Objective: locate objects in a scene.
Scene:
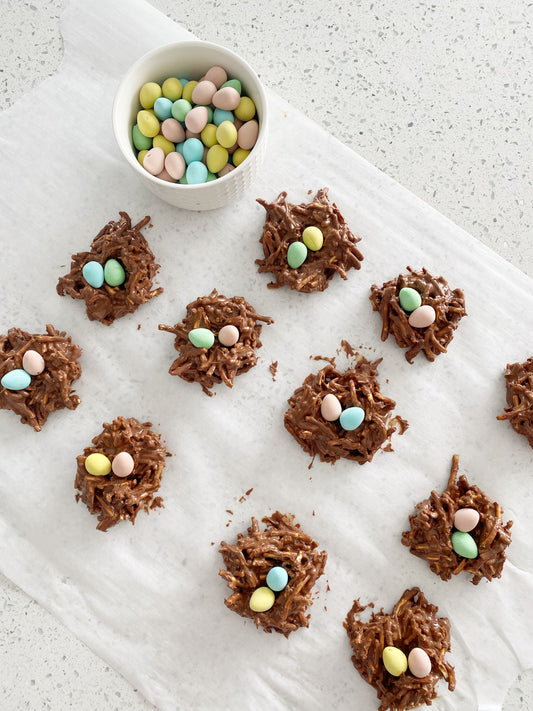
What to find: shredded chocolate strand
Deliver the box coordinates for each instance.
[497,357,533,447]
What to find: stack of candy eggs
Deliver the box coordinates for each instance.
[132,65,260,185]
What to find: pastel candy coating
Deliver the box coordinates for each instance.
[221,78,241,94]
[320,393,342,421]
[203,65,227,88]
[206,171,217,182]
[302,226,324,251]
[218,164,234,177]
[153,97,173,121]
[408,305,436,328]
[212,86,241,111]
[175,142,185,155]
[235,96,256,121]
[22,350,45,376]
[137,110,160,138]
[249,586,275,612]
[207,144,229,174]
[132,124,152,151]
[399,287,422,312]
[451,530,478,558]
[112,451,135,478]
[82,260,104,288]
[382,646,408,677]
[218,324,239,347]
[155,167,176,182]
[339,406,365,431]
[183,138,204,165]
[1,369,31,391]
[191,80,217,105]
[104,259,126,287]
[179,175,188,184]
[188,328,215,349]
[153,134,175,156]
[179,77,189,87]
[213,108,234,126]
[161,118,185,143]
[201,123,218,148]
[164,151,186,180]
[184,105,208,134]
[185,130,201,140]
[142,146,165,175]
[454,507,480,533]
[139,82,162,109]
[407,648,432,678]
[137,149,148,166]
[85,452,112,477]
[171,98,192,122]
[237,120,259,150]
[182,80,198,103]
[186,160,208,184]
[232,148,249,167]
[266,566,288,592]
[287,241,307,268]
[162,77,182,101]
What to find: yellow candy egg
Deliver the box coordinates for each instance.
[137,110,160,138]
[302,226,324,251]
[139,82,162,109]
[233,148,250,167]
[153,134,176,156]
[182,80,198,103]
[201,123,218,148]
[206,144,229,173]
[162,77,182,101]
[85,452,112,477]
[249,586,275,612]
[382,646,408,677]
[235,96,256,121]
[137,149,148,166]
[216,120,238,149]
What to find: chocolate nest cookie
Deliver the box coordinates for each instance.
[0,324,81,431]
[369,267,466,363]
[402,455,512,585]
[255,188,363,292]
[219,511,327,636]
[159,289,273,396]
[344,587,455,711]
[284,356,408,465]
[497,357,533,447]
[57,212,163,325]
[75,416,169,532]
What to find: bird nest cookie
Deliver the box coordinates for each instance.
[369,267,466,363]
[159,289,273,396]
[284,355,408,465]
[219,511,327,636]
[497,357,533,448]
[401,455,512,585]
[57,212,163,325]
[75,416,168,532]
[0,324,82,431]
[255,188,363,292]
[344,587,455,711]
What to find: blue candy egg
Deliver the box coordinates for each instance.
[213,108,234,126]
[179,77,189,87]
[1,368,32,391]
[182,137,204,165]
[339,406,365,431]
[175,142,185,155]
[186,160,208,184]
[82,260,104,288]
[153,97,173,120]
[266,566,289,592]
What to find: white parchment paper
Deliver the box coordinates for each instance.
[0,1,532,709]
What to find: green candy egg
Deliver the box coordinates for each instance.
[221,79,242,94]
[132,124,153,151]
[188,328,215,349]
[451,530,478,559]
[104,259,126,287]
[287,241,308,269]
[399,287,422,312]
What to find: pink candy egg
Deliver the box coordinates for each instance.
[218,324,240,347]
[143,146,165,175]
[454,508,480,532]
[22,349,45,376]
[407,648,432,678]
[408,304,436,328]
[165,152,185,180]
[237,120,259,150]
[112,451,134,478]
[320,393,342,421]
[212,86,240,111]
[161,118,185,143]
[185,105,208,133]
[203,65,227,88]
[191,80,217,105]
[155,167,176,182]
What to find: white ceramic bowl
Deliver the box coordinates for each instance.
[112,41,268,211]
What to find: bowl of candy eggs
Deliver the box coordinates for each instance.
[112,40,268,211]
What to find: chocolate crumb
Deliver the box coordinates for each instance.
[245,487,254,496]
[269,360,278,381]
[226,509,234,515]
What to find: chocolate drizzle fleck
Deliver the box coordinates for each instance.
[256,188,363,292]
[219,511,327,636]
[497,357,533,447]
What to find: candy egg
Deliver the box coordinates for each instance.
[82,260,104,288]
[206,144,229,174]
[188,328,215,349]
[235,96,256,121]
[186,160,208,185]
[212,86,241,111]
[22,350,45,376]
[266,566,289,592]
[232,148,250,167]
[155,168,176,183]
[153,134,175,156]
[451,531,478,558]
[320,393,342,421]
[339,406,365,431]
[287,241,308,268]
[249,586,275,612]
[1,369,31,391]
[137,110,160,138]
[218,164,235,177]
[216,120,238,149]
[191,80,217,105]
[201,123,218,148]
[237,119,259,150]
[408,305,436,328]
[137,149,148,166]
[112,451,135,478]
[185,105,208,134]
[104,259,126,287]
[182,80,198,104]
[454,508,480,533]
[142,146,165,175]
[171,98,192,122]
[182,137,204,165]
[213,108,234,126]
[162,77,182,101]
[399,287,422,312]
[153,97,173,121]
[132,124,152,151]
[221,78,242,94]
[139,82,162,109]
[302,226,324,251]
[161,118,185,143]
[408,648,432,678]
[85,452,112,477]
[164,151,186,180]
[203,65,227,88]
[382,646,408,676]
[218,324,240,347]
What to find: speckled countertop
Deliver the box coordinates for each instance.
[1,0,532,709]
